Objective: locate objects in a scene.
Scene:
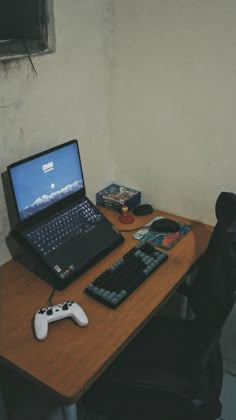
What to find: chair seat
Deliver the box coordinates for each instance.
[106,317,207,378]
[83,316,223,420]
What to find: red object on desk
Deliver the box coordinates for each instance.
[118,205,135,224]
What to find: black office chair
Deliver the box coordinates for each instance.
[82,192,236,420]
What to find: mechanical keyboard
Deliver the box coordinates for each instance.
[84,242,168,308]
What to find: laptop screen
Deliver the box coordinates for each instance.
[8,140,85,221]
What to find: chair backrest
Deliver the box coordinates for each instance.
[190,192,236,329]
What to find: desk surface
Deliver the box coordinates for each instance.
[0,208,213,404]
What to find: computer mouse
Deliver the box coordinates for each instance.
[150,218,180,233]
[133,204,153,216]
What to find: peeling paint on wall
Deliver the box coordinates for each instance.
[0,57,23,76]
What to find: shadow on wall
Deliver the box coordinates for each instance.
[1,171,19,230]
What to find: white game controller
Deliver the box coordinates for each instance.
[34,301,89,340]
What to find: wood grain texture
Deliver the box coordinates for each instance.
[0,208,213,403]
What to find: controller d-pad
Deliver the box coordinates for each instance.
[38,309,45,314]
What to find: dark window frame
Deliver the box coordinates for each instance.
[0,0,55,61]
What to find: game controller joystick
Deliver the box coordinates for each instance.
[34,301,89,340]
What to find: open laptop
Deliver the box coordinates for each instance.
[7,139,124,289]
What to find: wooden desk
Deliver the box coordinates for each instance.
[0,208,213,418]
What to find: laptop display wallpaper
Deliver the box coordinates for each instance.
[10,143,84,221]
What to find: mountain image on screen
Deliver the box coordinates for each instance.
[21,180,83,219]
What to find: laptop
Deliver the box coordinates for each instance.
[7,139,124,289]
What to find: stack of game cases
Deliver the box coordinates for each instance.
[96,183,141,212]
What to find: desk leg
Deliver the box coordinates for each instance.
[63,403,77,420]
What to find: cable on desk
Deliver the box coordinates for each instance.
[119,225,149,232]
[48,288,56,306]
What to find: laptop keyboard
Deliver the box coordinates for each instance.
[84,242,168,308]
[24,201,103,256]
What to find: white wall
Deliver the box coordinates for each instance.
[1,0,236,254]
[111,0,236,225]
[0,0,113,265]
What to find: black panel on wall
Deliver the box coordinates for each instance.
[0,0,47,41]
[0,0,55,60]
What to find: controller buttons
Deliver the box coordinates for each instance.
[47,308,53,316]
[62,303,69,311]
